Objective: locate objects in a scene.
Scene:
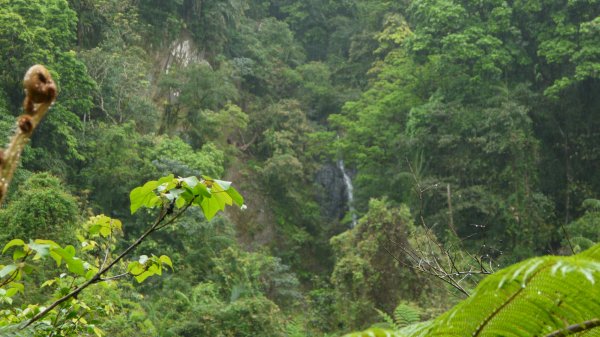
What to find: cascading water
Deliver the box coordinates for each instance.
[337,159,357,228]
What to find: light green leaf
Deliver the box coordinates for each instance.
[53,247,85,276]
[12,249,26,261]
[5,288,18,297]
[134,271,153,283]
[193,183,211,198]
[27,240,50,258]
[200,195,222,220]
[34,239,60,248]
[0,265,17,278]
[41,279,57,288]
[2,239,25,254]
[175,196,186,209]
[127,261,145,275]
[130,180,161,214]
[214,179,232,190]
[9,282,24,293]
[181,176,200,189]
[225,186,244,206]
[159,255,173,270]
[85,269,96,280]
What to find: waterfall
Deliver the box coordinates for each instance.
[337,159,357,228]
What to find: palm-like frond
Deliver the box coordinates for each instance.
[404,244,600,336]
[344,244,600,337]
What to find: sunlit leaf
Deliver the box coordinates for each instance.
[41,279,57,288]
[0,265,17,278]
[27,240,50,259]
[225,186,244,206]
[2,239,25,254]
[159,255,173,270]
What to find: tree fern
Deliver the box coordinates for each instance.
[345,244,600,337]
[402,244,600,336]
[376,303,421,330]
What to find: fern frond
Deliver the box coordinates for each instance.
[393,303,420,328]
[376,308,399,330]
[406,244,600,337]
[342,327,405,337]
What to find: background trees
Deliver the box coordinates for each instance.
[0,0,598,335]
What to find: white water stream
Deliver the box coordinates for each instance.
[337,159,357,228]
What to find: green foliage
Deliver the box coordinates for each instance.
[563,200,600,253]
[129,174,243,220]
[342,328,403,337]
[330,199,438,329]
[152,136,225,178]
[79,123,155,213]
[0,173,79,244]
[402,244,600,336]
[376,302,421,330]
[2,0,600,335]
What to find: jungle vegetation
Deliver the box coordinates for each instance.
[0,0,599,336]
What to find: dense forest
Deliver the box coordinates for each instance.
[0,0,599,336]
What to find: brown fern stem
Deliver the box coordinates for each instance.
[544,319,600,337]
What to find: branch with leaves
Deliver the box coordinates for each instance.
[0,174,244,331]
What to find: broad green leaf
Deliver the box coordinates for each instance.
[66,258,85,276]
[159,255,173,270]
[41,279,57,288]
[50,250,63,267]
[127,261,145,275]
[193,182,211,198]
[181,176,200,189]
[225,186,244,206]
[12,249,26,261]
[2,239,25,254]
[148,263,161,276]
[134,271,153,283]
[158,174,175,185]
[175,196,186,209]
[27,240,50,259]
[214,179,232,190]
[200,195,222,220]
[0,264,17,278]
[9,282,24,293]
[53,247,85,276]
[130,180,161,214]
[85,269,96,280]
[34,239,60,248]
[99,224,111,237]
[5,287,18,297]
[93,326,103,337]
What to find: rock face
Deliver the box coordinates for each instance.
[315,162,350,221]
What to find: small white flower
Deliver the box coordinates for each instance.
[240,204,248,211]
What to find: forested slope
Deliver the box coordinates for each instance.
[0,0,598,335]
